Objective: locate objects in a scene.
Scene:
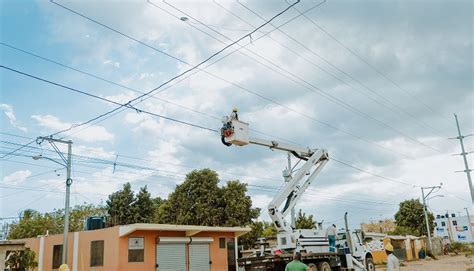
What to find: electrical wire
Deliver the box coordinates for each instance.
[0,43,303,147]
[231,1,442,152]
[42,0,417,159]
[286,0,451,122]
[49,0,302,132]
[0,65,218,133]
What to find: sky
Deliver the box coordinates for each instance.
[1,0,473,230]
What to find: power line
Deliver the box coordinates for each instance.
[0,65,219,133]
[231,1,441,152]
[0,44,303,147]
[44,0,414,158]
[158,1,441,154]
[49,0,302,133]
[287,1,451,122]
[2,141,466,216]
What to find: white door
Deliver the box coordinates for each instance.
[189,243,210,271]
[156,243,186,271]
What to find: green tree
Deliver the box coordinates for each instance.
[262,221,277,238]
[132,186,155,223]
[5,248,38,271]
[8,209,56,240]
[393,199,434,236]
[157,169,260,226]
[8,205,106,239]
[106,182,136,225]
[239,221,265,250]
[220,180,260,226]
[295,209,316,229]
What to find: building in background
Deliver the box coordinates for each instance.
[433,213,474,243]
[9,223,250,271]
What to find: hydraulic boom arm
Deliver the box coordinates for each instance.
[221,109,329,234]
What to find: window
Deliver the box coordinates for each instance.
[128,237,144,262]
[434,222,437,227]
[90,240,104,267]
[441,222,446,227]
[219,238,226,249]
[52,245,63,269]
[453,220,457,226]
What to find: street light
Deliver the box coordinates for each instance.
[31,138,72,266]
[421,184,442,253]
[32,155,66,167]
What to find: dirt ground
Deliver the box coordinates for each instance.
[377,255,474,271]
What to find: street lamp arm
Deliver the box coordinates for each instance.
[32,155,66,167]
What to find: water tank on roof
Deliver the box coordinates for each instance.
[86,216,105,231]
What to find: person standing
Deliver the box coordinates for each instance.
[285,252,309,271]
[385,243,400,271]
[326,224,337,252]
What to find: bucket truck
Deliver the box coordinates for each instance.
[221,109,375,271]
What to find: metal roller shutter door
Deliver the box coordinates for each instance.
[189,243,210,271]
[157,243,186,271]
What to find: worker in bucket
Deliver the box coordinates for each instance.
[326,224,337,252]
[385,243,400,271]
[285,252,309,271]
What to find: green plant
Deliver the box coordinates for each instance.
[5,248,38,271]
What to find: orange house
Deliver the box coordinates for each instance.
[17,223,250,271]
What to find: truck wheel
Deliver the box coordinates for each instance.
[366,258,375,271]
[317,261,331,271]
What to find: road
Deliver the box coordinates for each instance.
[377,255,474,271]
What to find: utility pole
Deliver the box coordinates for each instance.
[34,137,72,265]
[421,185,442,252]
[450,114,474,205]
[285,152,296,229]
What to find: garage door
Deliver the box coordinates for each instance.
[189,243,210,271]
[157,243,186,271]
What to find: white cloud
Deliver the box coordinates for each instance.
[103,91,138,104]
[31,114,114,143]
[75,146,116,159]
[103,59,120,68]
[3,170,32,185]
[0,104,28,132]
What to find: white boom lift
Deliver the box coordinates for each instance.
[221,108,330,253]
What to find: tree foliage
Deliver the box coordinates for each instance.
[5,248,38,271]
[106,183,136,225]
[8,204,106,240]
[106,183,161,225]
[393,199,434,236]
[295,209,316,229]
[361,219,396,234]
[133,186,155,223]
[156,169,260,226]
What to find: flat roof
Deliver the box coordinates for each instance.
[119,223,251,237]
[0,240,26,246]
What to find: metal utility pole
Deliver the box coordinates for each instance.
[285,152,296,229]
[421,185,442,252]
[450,114,474,204]
[34,137,72,265]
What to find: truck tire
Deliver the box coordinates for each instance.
[366,258,375,271]
[317,261,331,271]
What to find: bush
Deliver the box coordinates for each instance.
[451,242,471,252]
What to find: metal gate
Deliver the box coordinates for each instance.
[189,243,211,271]
[156,243,186,271]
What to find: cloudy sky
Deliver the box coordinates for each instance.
[1,0,473,229]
